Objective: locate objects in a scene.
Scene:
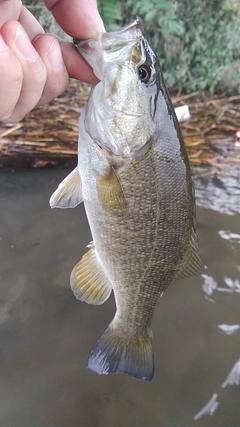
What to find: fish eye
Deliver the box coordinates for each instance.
[138,65,151,83]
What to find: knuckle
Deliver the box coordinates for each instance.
[38,63,48,86]
[10,61,24,87]
[38,72,69,106]
[0,66,23,122]
[29,59,47,91]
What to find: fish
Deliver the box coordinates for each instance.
[49,19,203,382]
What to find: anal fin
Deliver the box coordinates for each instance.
[70,242,112,305]
[49,167,82,209]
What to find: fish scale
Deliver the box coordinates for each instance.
[50,19,203,381]
[83,140,194,351]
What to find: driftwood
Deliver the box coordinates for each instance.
[0,81,240,177]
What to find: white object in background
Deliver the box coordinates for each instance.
[174,104,191,122]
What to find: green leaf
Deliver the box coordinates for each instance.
[157,1,174,10]
[145,10,157,22]
[171,20,185,35]
[231,70,240,81]
[97,0,121,31]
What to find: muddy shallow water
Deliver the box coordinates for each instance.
[0,167,239,427]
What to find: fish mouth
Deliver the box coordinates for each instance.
[73,18,142,49]
[73,19,145,81]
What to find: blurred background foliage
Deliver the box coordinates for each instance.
[23,0,240,93]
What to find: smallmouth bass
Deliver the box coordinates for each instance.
[50,19,203,382]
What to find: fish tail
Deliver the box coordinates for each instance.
[87,322,154,382]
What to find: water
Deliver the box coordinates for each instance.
[0,167,239,427]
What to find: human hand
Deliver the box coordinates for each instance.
[0,0,104,123]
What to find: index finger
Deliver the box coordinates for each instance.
[43,0,105,39]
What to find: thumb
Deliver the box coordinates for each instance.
[43,0,105,39]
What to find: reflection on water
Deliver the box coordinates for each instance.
[195,175,240,215]
[202,274,240,296]
[218,324,240,335]
[218,230,240,243]
[194,174,240,422]
[194,393,219,421]
[221,359,240,388]
[0,167,240,427]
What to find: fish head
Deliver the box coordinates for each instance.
[74,19,160,158]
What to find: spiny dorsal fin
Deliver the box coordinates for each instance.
[70,242,112,305]
[49,167,82,209]
[174,230,204,281]
[97,166,126,212]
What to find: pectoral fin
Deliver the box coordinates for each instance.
[97,166,126,212]
[49,167,82,209]
[70,242,112,305]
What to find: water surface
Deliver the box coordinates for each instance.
[0,167,239,427]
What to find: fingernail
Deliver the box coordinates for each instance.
[47,39,64,71]
[0,35,8,53]
[15,24,37,60]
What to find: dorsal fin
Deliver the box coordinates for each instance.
[49,167,82,209]
[174,229,204,281]
[70,242,112,305]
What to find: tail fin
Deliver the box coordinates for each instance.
[87,323,154,382]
